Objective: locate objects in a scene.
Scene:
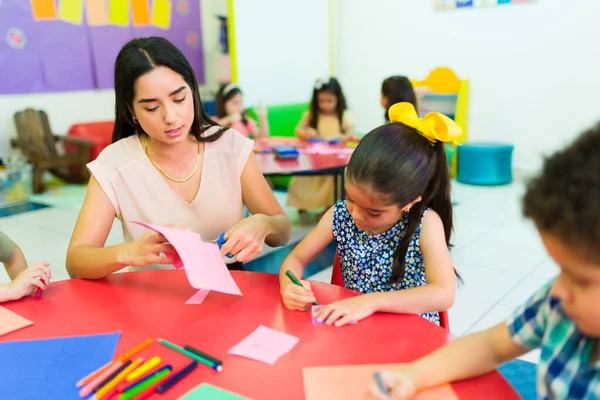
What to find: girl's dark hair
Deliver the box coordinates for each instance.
[112,36,225,143]
[308,77,348,131]
[214,83,248,125]
[347,123,460,284]
[381,76,417,121]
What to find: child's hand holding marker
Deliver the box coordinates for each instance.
[8,261,50,300]
[281,270,318,311]
[367,369,417,400]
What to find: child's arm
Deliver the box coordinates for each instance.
[368,322,529,400]
[294,112,318,140]
[279,207,335,310]
[0,232,27,280]
[256,104,270,138]
[314,210,455,326]
[0,262,50,302]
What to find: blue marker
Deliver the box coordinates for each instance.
[373,371,390,395]
[217,232,235,259]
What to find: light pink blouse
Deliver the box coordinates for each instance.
[87,126,254,271]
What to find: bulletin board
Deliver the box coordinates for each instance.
[434,0,536,10]
[0,0,205,94]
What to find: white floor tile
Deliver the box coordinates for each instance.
[307,266,333,283]
[448,294,496,337]
[465,304,514,335]
[499,274,552,308]
[454,264,526,304]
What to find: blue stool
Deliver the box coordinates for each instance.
[498,359,537,400]
[457,143,514,185]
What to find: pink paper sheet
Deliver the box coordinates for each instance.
[0,306,33,337]
[303,363,458,400]
[185,289,210,304]
[301,147,355,156]
[132,222,242,296]
[228,325,299,365]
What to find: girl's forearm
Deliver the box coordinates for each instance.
[370,284,454,315]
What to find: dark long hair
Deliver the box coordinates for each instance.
[381,76,417,121]
[214,83,248,125]
[347,123,460,284]
[308,77,348,131]
[112,36,226,143]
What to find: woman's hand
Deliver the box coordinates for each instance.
[280,279,317,310]
[8,262,51,300]
[313,294,377,326]
[116,229,178,267]
[219,214,273,262]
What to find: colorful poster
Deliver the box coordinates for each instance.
[58,0,84,25]
[152,0,171,29]
[85,0,108,26]
[131,0,151,26]
[30,0,57,20]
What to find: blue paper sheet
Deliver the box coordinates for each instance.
[0,331,121,400]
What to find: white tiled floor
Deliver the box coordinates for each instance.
[0,179,555,363]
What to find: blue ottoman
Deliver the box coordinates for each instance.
[457,143,514,185]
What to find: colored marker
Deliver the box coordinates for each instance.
[157,338,223,372]
[156,360,198,394]
[79,361,124,398]
[183,345,222,366]
[126,356,161,382]
[119,364,172,393]
[373,371,390,395]
[92,360,133,394]
[77,338,153,388]
[35,288,43,299]
[119,368,171,400]
[285,270,318,305]
[94,358,143,399]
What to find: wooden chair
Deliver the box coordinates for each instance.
[331,251,450,332]
[11,109,92,193]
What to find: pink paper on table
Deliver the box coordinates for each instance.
[132,222,242,296]
[303,363,457,400]
[0,306,33,337]
[228,325,299,365]
[185,289,210,304]
[301,147,355,156]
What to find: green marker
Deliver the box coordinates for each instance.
[119,368,170,400]
[285,270,318,305]
[158,338,223,372]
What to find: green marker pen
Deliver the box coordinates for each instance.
[285,270,318,305]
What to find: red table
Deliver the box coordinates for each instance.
[1,271,518,399]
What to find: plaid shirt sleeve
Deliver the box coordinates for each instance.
[506,281,554,349]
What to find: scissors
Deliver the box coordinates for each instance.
[216,232,235,259]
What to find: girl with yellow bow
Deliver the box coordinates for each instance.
[279,102,462,327]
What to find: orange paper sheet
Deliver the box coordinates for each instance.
[131,0,151,26]
[30,0,57,20]
[58,0,84,24]
[0,306,33,337]
[85,0,108,26]
[303,363,458,400]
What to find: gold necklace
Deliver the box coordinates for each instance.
[143,134,200,183]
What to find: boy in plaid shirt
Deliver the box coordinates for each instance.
[368,124,600,399]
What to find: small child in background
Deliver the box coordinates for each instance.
[214,83,269,138]
[288,78,357,221]
[280,102,461,326]
[368,124,600,400]
[0,231,51,302]
[381,76,417,122]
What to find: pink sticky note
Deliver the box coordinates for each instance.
[311,305,326,325]
[132,222,242,296]
[228,325,299,365]
[185,289,210,304]
[0,306,33,337]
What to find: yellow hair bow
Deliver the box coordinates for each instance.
[388,102,462,145]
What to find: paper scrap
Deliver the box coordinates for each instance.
[109,0,129,26]
[132,222,242,296]
[303,363,458,400]
[30,0,57,20]
[185,289,210,305]
[85,0,108,26]
[151,0,171,29]
[58,0,84,24]
[228,325,299,365]
[311,305,326,325]
[0,306,33,337]
[180,383,250,400]
[131,0,150,26]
